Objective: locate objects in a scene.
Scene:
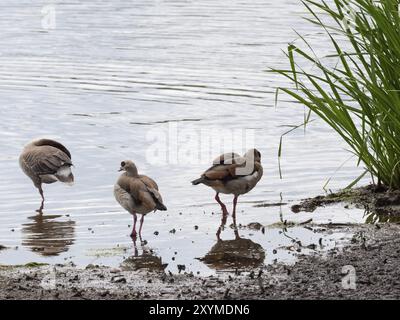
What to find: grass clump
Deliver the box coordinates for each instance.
[273,0,400,189]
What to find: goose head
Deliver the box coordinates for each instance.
[119,160,139,177]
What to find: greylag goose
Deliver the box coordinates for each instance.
[19,139,74,214]
[192,149,263,218]
[114,160,167,239]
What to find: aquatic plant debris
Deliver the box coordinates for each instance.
[292,185,400,223]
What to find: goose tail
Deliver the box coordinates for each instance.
[56,166,74,186]
[156,202,167,211]
[191,177,204,185]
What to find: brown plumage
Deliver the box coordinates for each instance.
[192,149,263,220]
[19,139,74,214]
[114,160,166,239]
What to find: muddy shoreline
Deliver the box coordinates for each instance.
[1,223,399,300]
[291,185,400,223]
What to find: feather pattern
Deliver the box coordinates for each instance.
[20,139,74,187]
[191,149,263,196]
[114,161,167,215]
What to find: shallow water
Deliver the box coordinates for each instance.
[0,0,370,275]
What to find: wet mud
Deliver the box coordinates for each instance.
[291,185,400,223]
[1,223,399,300]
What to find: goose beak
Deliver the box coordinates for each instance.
[118,168,124,172]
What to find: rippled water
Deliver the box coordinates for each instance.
[0,0,370,275]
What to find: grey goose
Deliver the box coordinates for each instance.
[19,139,74,213]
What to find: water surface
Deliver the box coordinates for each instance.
[0,0,369,275]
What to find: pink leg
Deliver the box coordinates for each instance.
[215,193,229,216]
[139,215,145,236]
[36,185,45,214]
[131,213,138,240]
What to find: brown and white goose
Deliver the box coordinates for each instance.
[19,139,74,214]
[192,149,263,218]
[114,160,167,239]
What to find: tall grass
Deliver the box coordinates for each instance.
[273,0,400,189]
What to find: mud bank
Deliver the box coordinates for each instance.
[0,223,399,300]
[291,185,400,223]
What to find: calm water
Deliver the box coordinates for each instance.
[0,0,369,275]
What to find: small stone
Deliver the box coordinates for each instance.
[111,275,127,284]
[247,222,263,230]
[177,264,186,273]
[110,268,121,274]
[100,290,109,297]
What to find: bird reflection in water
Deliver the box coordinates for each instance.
[120,238,168,272]
[200,214,265,271]
[22,214,75,256]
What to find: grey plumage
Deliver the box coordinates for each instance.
[19,139,74,213]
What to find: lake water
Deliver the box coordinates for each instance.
[0,0,370,275]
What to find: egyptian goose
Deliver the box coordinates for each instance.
[19,139,74,214]
[192,149,263,219]
[114,160,167,239]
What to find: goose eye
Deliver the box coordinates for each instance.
[121,161,126,167]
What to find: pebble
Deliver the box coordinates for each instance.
[110,268,121,274]
[111,275,127,284]
[177,264,186,273]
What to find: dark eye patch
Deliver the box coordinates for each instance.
[121,161,126,167]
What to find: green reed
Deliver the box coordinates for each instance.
[273,0,400,189]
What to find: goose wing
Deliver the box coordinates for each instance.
[23,146,72,176]
[212,152,242,165]
[118,177,157,210]
[202,152,247,181]
[139,175,166,210]
[139,175,159,190]
[203,163,240,181]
